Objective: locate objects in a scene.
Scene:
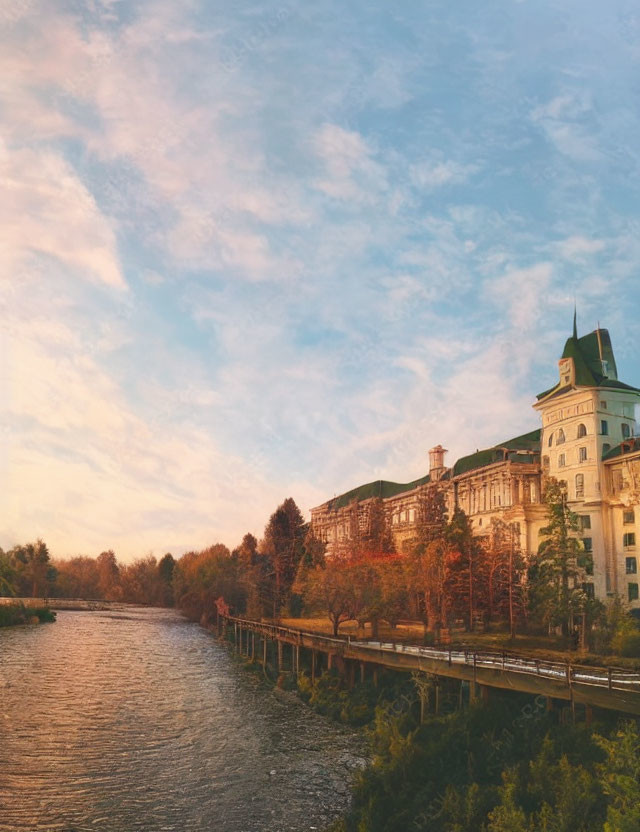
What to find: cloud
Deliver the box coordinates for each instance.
[0,144,125,289]
[410,159,478,189]
[557,235,606,260]
[312,123,387,202]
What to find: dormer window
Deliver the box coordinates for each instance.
[602,359,610,377]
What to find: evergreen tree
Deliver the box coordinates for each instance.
[528,478,591,636]
[261,497,307,617]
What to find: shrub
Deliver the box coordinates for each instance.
[612,631,640,658]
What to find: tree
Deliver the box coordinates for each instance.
[444,507,485,631]
[362,497,395,554]
[0,548,17,596]
[96,550,121,600]
[52,556,100,598]
[596,722,640,832]
[414,484,448,554]
[261,498,307,618]
[483,520,526,637]
[528,478,591,636]
[173,543,244,622]
[10,539,56,597]
[157,553,176,607]
[299,559,358,636]
[419,537,452,635]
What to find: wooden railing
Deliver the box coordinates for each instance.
[224,616,640,695]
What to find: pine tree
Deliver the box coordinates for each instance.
[528,478,591,636]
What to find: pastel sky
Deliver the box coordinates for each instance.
[2,0,640,561]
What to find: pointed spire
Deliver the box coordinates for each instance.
[572,304,578,340]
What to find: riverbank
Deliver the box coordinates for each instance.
[0,602,56,627]
[213,619,640,832]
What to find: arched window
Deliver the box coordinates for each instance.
[575,474,584,498]
[622,423,631,439]
[557,428,566,444]
[577,423,587,438]
[548,432,553,447]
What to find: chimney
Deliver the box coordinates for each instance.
[429,445,447,481]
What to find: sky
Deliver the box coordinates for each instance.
[2,0,640,561]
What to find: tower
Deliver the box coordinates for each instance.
[533,320,640,598]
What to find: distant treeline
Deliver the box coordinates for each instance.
[2,483,639,656]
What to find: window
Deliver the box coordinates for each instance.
[577,423,587,438]
[622,423,631,439]
[623,510,635,525]
[558,453,566,467]
[542,455,550,472]
[601,401,608,409]
[603,443,611,456]
[548,433,553,447]
[601,420,609,435]
[626,557,637,575]
[624,532,636,548]
[557,428,566,444]
[582,536,592,552]
[579,447,587,463]
[579,515,591,530]
[584,583,595,599]
[575,474,584,498]
[629,583,639,602]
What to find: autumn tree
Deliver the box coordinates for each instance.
[233,533,267,619]
[483,519,526,637]
[52,556,100,598]
[419,537,452,635]
[407,484,449,620]
[173,544,243,622]
[362,497,395,554]
[444,507,485,631]
[96,550,121,600]
[299,558,358,636]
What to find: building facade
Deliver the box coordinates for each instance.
[310,323,640,609]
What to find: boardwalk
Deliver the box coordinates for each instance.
[225,616,640,716]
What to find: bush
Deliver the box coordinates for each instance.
[612,631,640,658]
[0,604,55,626]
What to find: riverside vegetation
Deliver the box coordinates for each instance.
[219,622,640,832]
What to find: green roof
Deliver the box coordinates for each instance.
[327,429,541,509]
[603,439,640,462]
[327,473,432,511]
[452,429,541,477]
[537,328,640,400]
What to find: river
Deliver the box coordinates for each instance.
[0,607,366,832]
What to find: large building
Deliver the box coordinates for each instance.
[310,321,640,609]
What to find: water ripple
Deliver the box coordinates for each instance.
[0,608,366,832]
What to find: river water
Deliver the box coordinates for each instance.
[0,608,366,832]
